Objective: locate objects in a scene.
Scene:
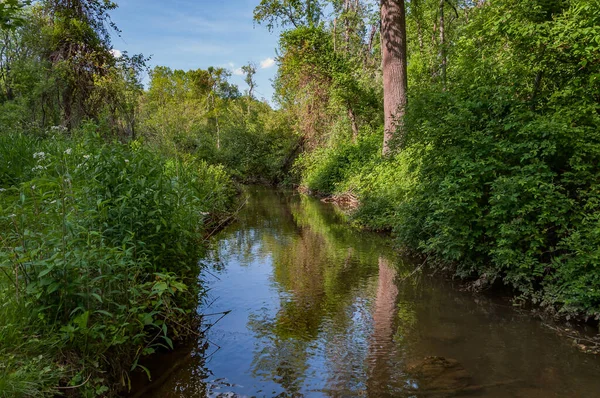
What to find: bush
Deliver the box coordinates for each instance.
[296,131,380,194]
[343,86,600,318]
[300,0,600,318]
[0,128,235,396]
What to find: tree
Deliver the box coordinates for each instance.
[0,0,28,30]
[254,0,322,31]
[381,0,407,155]
[44,0,118,128]
[242,62,257,98]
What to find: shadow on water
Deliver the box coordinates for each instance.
[140,186,600,397]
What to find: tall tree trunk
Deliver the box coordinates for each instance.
[414,0,425,56]
[62,85,74,130]
[381,0,408,156]
[333,17,338,52]
[439,0,447,89]
[367,23,378,55]
[344,0,351,53]
[307,0,315,27]
[348,106,359,142]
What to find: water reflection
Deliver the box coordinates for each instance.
[148,187,600,397]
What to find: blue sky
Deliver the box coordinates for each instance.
[109,0,281,102]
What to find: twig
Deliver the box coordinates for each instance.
[203,268,221,281]
[203,295,219,311]
[201,310,231,334]
[544,323,600,346]
[397,256,428,284]
[56,373,92,390]
[203,310,231,317]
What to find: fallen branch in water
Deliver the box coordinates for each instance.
[203,195,249,242]
[396,256,428,284]
[201,310,231,334]
[543,323,600,355]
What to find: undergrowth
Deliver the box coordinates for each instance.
[0,125,236,397]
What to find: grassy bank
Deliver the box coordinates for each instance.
[0,127,236,397]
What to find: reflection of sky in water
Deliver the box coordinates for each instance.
[148,187,600,398]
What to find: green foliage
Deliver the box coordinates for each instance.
[0,0,26,30]
[296,130,380,194]
[307,0,600,318]
[348,147,420,231]
[254,0,323,31]
[0,131,38,186]
[0,128,235,396]
[0,2,146,136]
[140,66,299,184]
[275,24,382,149]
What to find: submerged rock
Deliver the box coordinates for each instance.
[405,356,473,395]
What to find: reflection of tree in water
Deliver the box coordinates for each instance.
[150,188,600,397]
[248,314,312,397]
[246,192,403,395]
[207,188,301,272]
[366,256,400,396]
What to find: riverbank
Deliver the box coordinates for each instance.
[295,126,600,326]
[305,183,600,355]
[0,130,237,397]
[130,187,600,397]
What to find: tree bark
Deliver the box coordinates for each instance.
[333,17,338,52]
[439,0,447,89]
[344,0,350,53]
[381,0,408,156]
[414,0,424,56]
[348,106,359,142]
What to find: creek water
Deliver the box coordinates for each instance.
[144,187,600,397]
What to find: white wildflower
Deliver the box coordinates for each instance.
[83,155,90,160]
[64,148,72,155]
[0,188,5,193]
[33,152,46,160]
[50,126,67,133]
[124,159,129,163]
[32,165,46,172]
[31,185,36,190]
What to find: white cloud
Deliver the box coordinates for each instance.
[227,62,245,76]
[260,57,275,69]
[110,49,123,58]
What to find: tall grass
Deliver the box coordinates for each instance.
[0,127,236,396]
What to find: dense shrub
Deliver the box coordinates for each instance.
[328,86,600,318]
[295,0,600,319]
[296,131,380,194]
[0,128,235,396]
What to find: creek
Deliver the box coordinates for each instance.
[140,187,600,397]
